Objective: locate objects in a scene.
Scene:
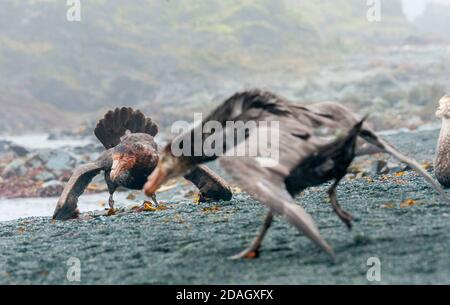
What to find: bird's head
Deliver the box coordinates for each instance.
[110,134,159,184]
[436,94,450,119]
[109,146,137,184]
[144,144,193,196]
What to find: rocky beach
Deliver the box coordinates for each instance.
[0,128,449,284]
[0,0,450,286]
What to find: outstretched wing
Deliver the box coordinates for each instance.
[53,153,111,220]
[183,165,232,201]
[220,155,335,259]
[176,90,356,258]
[219,119,336,258]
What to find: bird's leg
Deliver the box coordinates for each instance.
[108,193,115,210]
[230,211,273,260]
[105,172,117,211]
[328,179,353,230]
[150,194,159,208]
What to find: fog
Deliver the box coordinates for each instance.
[0,1,450,285]
[0,0,448,135]
[402,0,450,19]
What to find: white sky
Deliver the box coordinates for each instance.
[402,0,450,20]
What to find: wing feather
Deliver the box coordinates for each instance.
[53,162,104,220]
[220,154,335,258]
[183,165,232,201]
[219,123,335,258]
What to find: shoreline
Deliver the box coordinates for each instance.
[0,129,449,284]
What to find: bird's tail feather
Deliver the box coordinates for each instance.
[94,107,158,149]
[360,129,450,205]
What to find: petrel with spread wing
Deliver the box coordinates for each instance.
[144,90,450,260]
[53,107,232,220]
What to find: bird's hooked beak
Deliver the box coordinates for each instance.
[144,163,167,196]
[144,151,192,196]
[110,160,123,182]
[110,155,134,182]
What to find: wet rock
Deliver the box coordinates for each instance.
[25,154,44,169]
[74,150,103,167]
[71,143,104,155]
[33,171,56,182]
[46,133,58,141]
[32,149,78,175]
[369,160,409,176]
[38,181,64,197]
[0,141,28,157]
[369,160,388,175]
[385,162,408,174]
[89,209,110,217]
[2,159,27,178]
[8,144,29,157]
[0,140,12,156]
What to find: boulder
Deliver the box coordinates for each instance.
[2,159,27,178]
[9,144,29,157]
[0,140,12,154]
[71,143,104,155]
[385,162,409,174]
[369,160,409,176]
[30,149,78,175]
[25,154,44,169]
[33,171,56,182]
[369,160,388,176]
[38,180,65,197]
[0,141,28,157]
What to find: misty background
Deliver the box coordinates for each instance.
[0,0,449,134]
[1,1,450,284]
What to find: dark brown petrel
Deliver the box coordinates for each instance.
[53,107,232,220]
[144,90,450,260]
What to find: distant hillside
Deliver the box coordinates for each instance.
[0,0,413,132]
[0,90,75,134]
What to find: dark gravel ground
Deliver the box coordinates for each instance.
[0,129,449,284]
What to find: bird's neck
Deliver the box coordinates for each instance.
[434,118,450,186]
[436,118,450,163]
[438,119,450,145]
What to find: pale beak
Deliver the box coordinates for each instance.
[144,164,167,196]
[110,159,125,182]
